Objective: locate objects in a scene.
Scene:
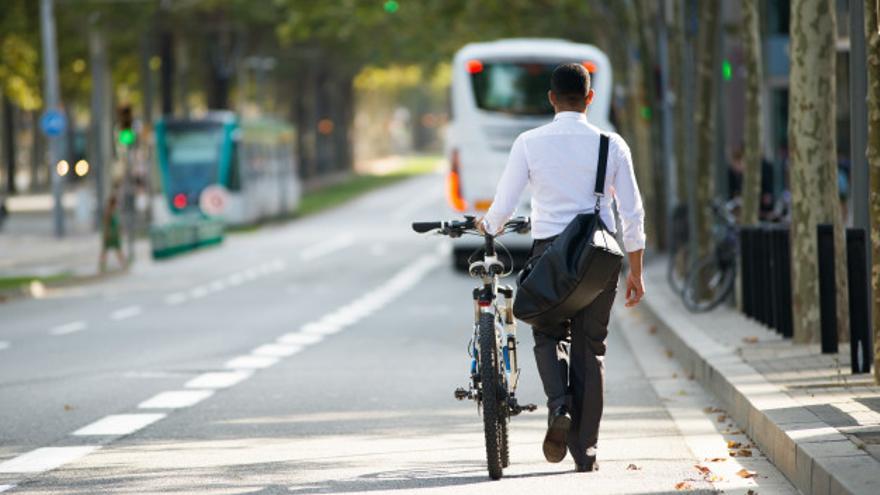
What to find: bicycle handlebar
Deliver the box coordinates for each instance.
[411,216,529,237]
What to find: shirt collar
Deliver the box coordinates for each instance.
[553,111,587,122]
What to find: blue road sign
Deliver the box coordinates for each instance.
[40,109,67,137]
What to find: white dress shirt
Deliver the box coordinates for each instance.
[483,111,646,252]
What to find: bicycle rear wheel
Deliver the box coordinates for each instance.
[667,244,690,294]
[478,312,504,480]
[682,255,735,312]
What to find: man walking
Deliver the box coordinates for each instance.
[479,63,646,472]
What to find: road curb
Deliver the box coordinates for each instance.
[639,263,880,495]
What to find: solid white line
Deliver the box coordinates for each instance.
[0,484,16,492]
[185,370,252,389]
[300,234,355,262]
[225,355,279,370]
[0,446,100,474]
[0,341,9,351]
[164,292,188,305]
[277,332,324,346]
[49,321,87,336]
[73,413,165,436]
[138,390,214,409]
[110,305,142,321]
[251,343,302,357]
[208,280,227,292]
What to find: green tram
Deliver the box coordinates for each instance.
[154,111,300,226]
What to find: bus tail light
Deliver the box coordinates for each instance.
[466,59,484,74]
[447,149,468,212]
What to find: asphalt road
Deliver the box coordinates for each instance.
[0,173,797,494]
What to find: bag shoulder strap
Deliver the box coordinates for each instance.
[594,133,610,210]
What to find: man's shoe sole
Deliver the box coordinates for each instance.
[542,415,571,463]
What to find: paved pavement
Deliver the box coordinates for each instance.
[641,263,880,495]
[0,174,796,494]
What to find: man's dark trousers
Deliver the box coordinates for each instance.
[529,237,620,466]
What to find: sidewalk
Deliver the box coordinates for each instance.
[640,260,880,495]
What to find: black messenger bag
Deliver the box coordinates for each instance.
[513,133,624,331]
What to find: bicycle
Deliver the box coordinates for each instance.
[667,203,690,294]
[412,216,536,480]
[681,200,739,313]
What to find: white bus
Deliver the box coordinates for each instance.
[446,38,614,269]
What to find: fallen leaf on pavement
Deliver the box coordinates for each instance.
[649,325,657,334]
[665,349,674,358]
[677,389,688,396]
[746,490,758,495]
[706,457,727,462]
[727,440,742,449]
[64,404,75,411]
[737,448,753,457]
[703,407,724,414]
[675,481,692,490]
[742,336,759,344]
[717,414,727,422]
[672,372,679,378]
[737,468,757,478]
[694,465,711,475]
[626,463,641,471]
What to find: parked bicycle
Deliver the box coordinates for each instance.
[412,216,536,480]
[666,203,690,294]
[681,200,739,312]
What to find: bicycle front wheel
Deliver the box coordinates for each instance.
[478,312,504,480]
[667,244,690,294]
[682,255,735,313]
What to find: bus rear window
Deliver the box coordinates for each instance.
[470,62,558,116]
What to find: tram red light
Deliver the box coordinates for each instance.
[173,193,187,209]
[466,59,484,74]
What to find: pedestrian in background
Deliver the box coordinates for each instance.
[99,192,126,271]
[0,193,7,232]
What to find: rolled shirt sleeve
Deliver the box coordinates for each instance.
[609,135,646,252]
[483,135,528,233]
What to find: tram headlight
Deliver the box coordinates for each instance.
[74,160,89,177]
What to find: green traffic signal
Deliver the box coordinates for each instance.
[722,59,733,81]
[119,129,136,146]
[383,0,399,13]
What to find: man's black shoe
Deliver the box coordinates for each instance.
[575,456,598,472]
[542,406,571,463]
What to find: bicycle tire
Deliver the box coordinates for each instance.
[500,410,509,468]
[682,255,735,313]
[478,312,504,480]
[667,244,689,294]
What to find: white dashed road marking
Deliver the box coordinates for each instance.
[300,234,354,261]
[138,390,214,409]
[110,306,142,321]
[164,292,188,305]
[225,355,280,370]
[185,370,253,389]
[73,413,166,436]
[277,332,325,345]
[0,446,100,474]
[49,321,87,336]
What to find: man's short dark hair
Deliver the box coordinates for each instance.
[550,63,591,107]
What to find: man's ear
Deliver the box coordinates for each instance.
[585,89,595,107]
[548,90,557,109]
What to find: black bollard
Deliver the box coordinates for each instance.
[846,228,872,374]
[776,226,794,338]
[740,228,753,319]
[767,226,781,333]
[817,224,838,354]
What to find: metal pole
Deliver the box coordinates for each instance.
[40,0,65,237]
[849,0,872,335]
[89,17,108,230]
[684,0,699,267]
[657,0,676,251]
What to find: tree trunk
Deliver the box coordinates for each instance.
[741,0,763,226]
[670,0,687,206]
[865,0,880,382]
[789,0,839,344]
[2,95,16,194]
[694,0,720,260]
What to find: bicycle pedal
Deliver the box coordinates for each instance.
[454,387,469,401]
[523,403,538,412]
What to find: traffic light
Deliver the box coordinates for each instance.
[383,1,399,13]
[117,104,135,146]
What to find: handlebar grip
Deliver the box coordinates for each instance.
[412,221,442,233]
